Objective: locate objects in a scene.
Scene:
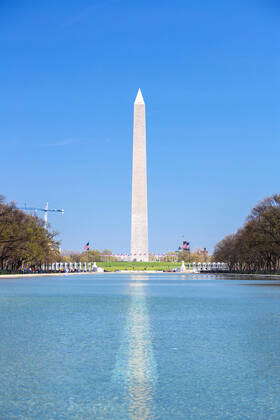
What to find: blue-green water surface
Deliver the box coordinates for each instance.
[0,273,280,419]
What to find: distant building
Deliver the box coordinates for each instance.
[195,248,208,256]
[113,254,130,261]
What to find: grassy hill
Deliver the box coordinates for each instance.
[98,261,180,272]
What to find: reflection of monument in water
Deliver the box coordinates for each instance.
[112,275,157,419]
[130,89,149,262]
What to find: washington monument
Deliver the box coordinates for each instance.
[130,89,149,262]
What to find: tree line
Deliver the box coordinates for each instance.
[62,249,116,263]
[63,250,211,264]
[213,194,280,273]
[0,196,60,272]
[160,250,211,263]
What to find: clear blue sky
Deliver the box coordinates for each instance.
[1,0,279,254]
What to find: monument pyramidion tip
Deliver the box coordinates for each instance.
[134,88,145,104]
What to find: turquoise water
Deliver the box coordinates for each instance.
[0,273,280,419]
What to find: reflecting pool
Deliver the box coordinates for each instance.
[0,273,280,419]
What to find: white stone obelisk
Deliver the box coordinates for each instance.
[130,89,149,262]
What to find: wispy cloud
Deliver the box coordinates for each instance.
[62,0,120,28]
[41,138,79,147]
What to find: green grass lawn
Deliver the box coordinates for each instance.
[98,261,180,272]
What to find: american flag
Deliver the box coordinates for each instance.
[84,242,90,251]
[182,241,190,250]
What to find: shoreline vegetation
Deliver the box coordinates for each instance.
[213,194,280,274]
[0,195,60,272]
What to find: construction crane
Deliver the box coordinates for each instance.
[19,202,64,228]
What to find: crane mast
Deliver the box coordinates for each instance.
[19,202,64,228]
